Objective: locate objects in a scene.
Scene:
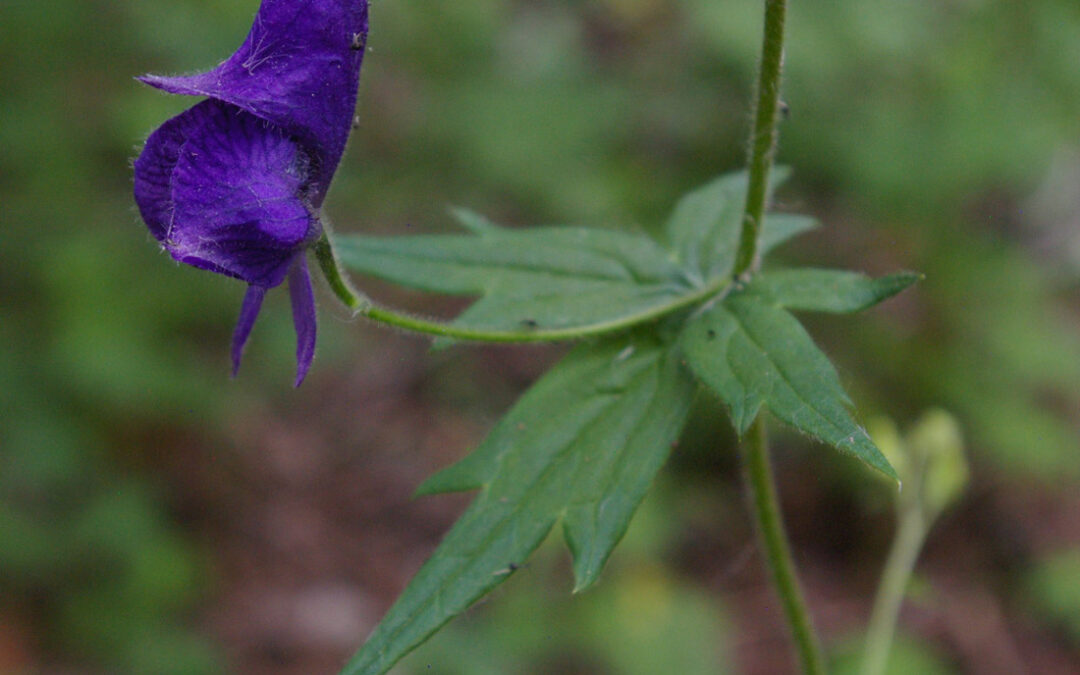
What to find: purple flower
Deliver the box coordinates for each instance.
[133,0,369,386]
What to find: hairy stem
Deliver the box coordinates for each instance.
[741,417,827,675]
[313,231,375,313]
[734,0,788,278]
[733,1,821,670]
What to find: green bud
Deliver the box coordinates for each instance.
[908,409,968,516]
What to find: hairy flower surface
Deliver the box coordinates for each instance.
[134,0,369,385]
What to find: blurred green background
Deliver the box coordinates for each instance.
[3,0,1080,672]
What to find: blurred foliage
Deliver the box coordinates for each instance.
[2,0,1079,672]
[871,411,968,519]
[1026,548,1080,648]
[830,634,953,675]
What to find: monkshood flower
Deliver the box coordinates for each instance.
[133,0,369,386]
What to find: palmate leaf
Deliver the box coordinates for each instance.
[332,170,916,674]
[334,171,814,338]
[680,270,918,480]
[341,334,696,675]
[335,220,698,335]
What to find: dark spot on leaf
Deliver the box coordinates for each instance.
[521,318,539,328]
[493,561,525,576]
[706,329,717,339]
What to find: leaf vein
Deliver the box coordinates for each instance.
[726,303,852,439]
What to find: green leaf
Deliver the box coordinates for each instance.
[663,171,747,280]
[335,170,815,341]
[759,213,819,254]
[664,168,806,282]
[431,282,693,347]
[679,292,896,480]
[447,206,502,235]
[751,269,921,313]
[342,335,696,675]
[335,225,707,337]
[336,225,686,296]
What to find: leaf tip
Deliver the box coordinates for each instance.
[892,270,925,287]
[732,402,762,436]
[447,205,501,235]
[411,481,441,499]
[859,269,924,312]
[571,562,603,595]
[845,428,900,483]
[868,451,900,484]
[413,470,481,497]
[883,465,901,485]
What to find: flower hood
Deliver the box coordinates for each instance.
[133,0,369,386]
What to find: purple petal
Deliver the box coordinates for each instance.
[139,0,369,203]
[133,110,201,242]
[288,255,317,387]
[232,284,268,377]
[159,99,319,287]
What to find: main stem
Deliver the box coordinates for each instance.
[742,418,826,675]
[735,1,824,673]
[734,0,788,278]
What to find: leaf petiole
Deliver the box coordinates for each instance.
[314,232,735,343]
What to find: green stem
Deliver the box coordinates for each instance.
[734,0,820,671]
[741,417,827,675]
[314,232,374,312]
[860,500,928,675]
[734,0,788,278]
[313,234,733,343]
